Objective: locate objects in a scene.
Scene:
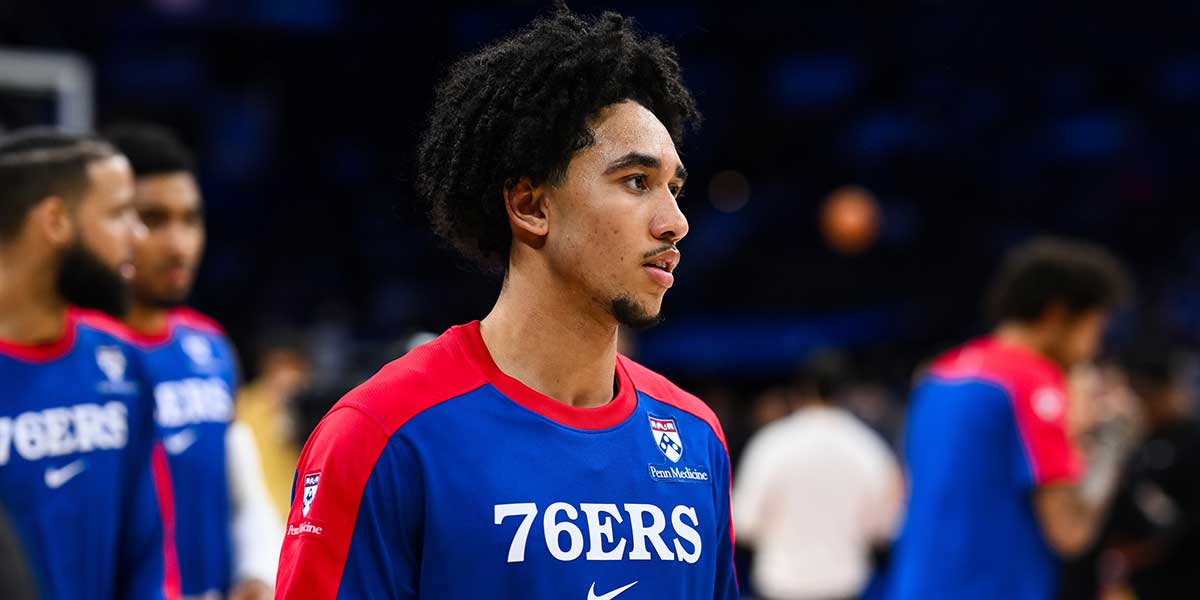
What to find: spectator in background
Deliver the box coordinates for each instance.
[1096,336,1200,598]
[734,353,904,600]
[236,336,312,520]
[0,501,36,600]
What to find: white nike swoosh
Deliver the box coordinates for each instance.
[163,429,197,455]
[45,460,87,489]
[588,580,638,600]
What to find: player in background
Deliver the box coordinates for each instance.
[886,237,1136,600]
[276,7,736,599]
[104,123,282,600]
[0,129,178,599]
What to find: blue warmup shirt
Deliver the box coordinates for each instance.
[887,337,1083,600]
[0,307,177,600]
[276,321,738,599]
[130,308,238,597]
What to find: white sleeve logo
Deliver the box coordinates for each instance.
[1031,388,1066,422]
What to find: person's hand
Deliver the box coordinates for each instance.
[228,578,272,600]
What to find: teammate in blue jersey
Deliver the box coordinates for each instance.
[0,129,179,599]
[887,238,1137,600]
[276,8,736,600]
[105,123,281,600]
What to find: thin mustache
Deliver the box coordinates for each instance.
[642,244,677,260]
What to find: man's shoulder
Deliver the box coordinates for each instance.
[169,307,229,340]
[619,354,726,447]
[331,325,488,437]
[928,337,1063,395]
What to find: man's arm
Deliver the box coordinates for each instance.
[1032,367,1140,557]
[226,421,284,599]
[1034,421,1137,556]
[276,406,421,599]
[714,442,739,600]
[730,432,777,545]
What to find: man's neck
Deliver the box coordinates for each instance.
[480,267,620,409]
[993,321,1055,364]
[125,301,170,336]
[0,251,67,344]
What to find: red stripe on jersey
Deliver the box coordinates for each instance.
[169,307,226,336]
[456,321,637,430]
[151,442,182,600]
[0,308,78,362]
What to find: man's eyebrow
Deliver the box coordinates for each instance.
[603,152,688,181]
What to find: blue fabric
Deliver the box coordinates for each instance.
[141,324,238,596]
[887,377,1058,600]
[336,387,737,599]
[0,323,166,600]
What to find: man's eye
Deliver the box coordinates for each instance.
[669,184,684,198]
[624,175,649,191]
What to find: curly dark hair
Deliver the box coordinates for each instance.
[986,236,1132,323]
[416,7,701,273]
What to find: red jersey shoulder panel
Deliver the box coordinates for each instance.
[169,307,226,336]
[335,323,489,436]
[619,354,728,451]
[928,337,1081,486]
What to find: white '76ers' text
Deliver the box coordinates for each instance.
[494,502,702,564]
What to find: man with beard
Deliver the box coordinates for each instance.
[276,8,736,599]
[105,123,281,600]
[0,128,179,599]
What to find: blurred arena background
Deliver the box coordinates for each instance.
[3,2,1199,598]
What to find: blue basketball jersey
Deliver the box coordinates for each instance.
[130,308,238,597]
[887,338,1082,600]
[276,321,738,599]
[0,307,177,600]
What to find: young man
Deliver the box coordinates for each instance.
[887,237,1136,600]
[0,129,177,599]
[105,123,281,600]
[276,9,736,599]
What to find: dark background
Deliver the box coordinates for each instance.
[3,0,1199,440]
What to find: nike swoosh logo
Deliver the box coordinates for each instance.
[588,580,638,600]
[163,429,197,455]
[45,460,87,489]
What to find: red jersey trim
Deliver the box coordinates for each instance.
[455,321,638,430]
[0,308,79,362]
[151,442,182,600]
[113,307,227,348]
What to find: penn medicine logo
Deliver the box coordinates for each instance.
[181,334,212,367]
[649,415,683,463]
[302,472,321,517]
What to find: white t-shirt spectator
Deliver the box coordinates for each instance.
[733,405,903,600]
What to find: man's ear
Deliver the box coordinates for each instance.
[503,176,549,244]
[28,196,74,248]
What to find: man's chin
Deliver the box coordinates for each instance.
[610,294,663,330]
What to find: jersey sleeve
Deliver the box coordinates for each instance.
[117,373,180,600]
[713,437,738,600]
[1010,380,1084,489]
[275,406,422,599]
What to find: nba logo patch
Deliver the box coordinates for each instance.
[302,472,321,517]
[649,415,683,463]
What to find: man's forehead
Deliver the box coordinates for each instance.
[589,101,682,169]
